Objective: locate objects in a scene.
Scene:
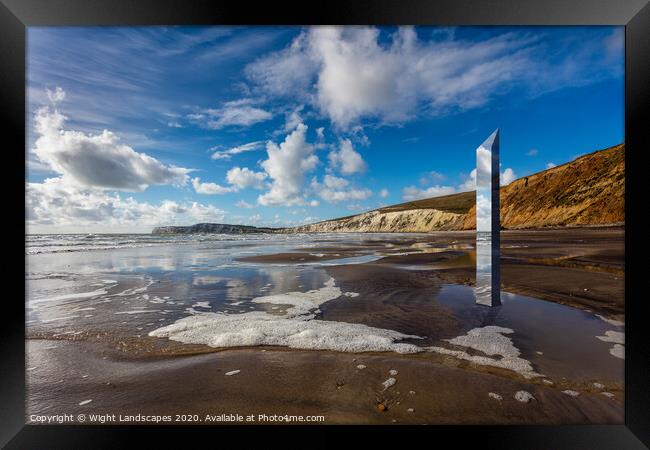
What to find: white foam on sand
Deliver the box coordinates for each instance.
[595,314,624,327]
[609,344,625,359]
[31,288,107,305]
[192,301,211,309]
[250,278,343,317]
[488,392,503,401]
[41,315,80,323]
[562,390,580,397]
[596,330,625,360]
[596,330,624,344]
[149,277,423,354]
[115,309,158,315]
[514,391,535,403]
[426,326,541,379]
[381,377,397,390]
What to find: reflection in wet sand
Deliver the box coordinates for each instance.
[26,230,624,424]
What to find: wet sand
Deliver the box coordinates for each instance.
[25,227,624,425]
[27,339,622,425]
[275,227,625,319]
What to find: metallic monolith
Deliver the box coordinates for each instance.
[475,129,501,307]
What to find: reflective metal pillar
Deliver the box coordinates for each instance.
[475,129,501,307]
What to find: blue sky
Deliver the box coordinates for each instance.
[26,26,624,233]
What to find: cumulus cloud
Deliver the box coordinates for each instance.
[246,26,534,128]
[402,185,456,201]
[226,166,268,190]
[312,174,372,203]
[235,200,254,209]
[258,124,319,206]
[191,99,272,129]
[379,188,389,198]
[33,99,190,192]
[500,167,517,185]
[26,177,225,233]
[211,141,265,160]
[328,139,367,175]
[192,177,235,195]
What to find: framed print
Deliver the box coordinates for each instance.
[2,0,649,447]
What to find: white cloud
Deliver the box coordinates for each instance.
[258,124,319,206]
[402,185,456,201]
[328,139,367,175]
[526,148,538,156]
[211,141,265,160]
[226,166,268,190]
[192,177,235,195]
[312,175,372,203]
[500,168,517,185]
[546,162,557,169]
[32,99,190,192]
[379,188,389,198]
[245,32,318,100]
[47,86,66,103]
[26,177,225,233]
[235,200,254,209]
[459,169,477,192]
[193,99,272,129]
[283,105,305,132]
[246,26,534,128]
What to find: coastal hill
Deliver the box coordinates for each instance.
[152,143,624,234]
[293,143,624,232]
[152,223,277,234]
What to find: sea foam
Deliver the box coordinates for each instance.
[149,277,422,353]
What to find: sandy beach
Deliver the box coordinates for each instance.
[25,228,624,425]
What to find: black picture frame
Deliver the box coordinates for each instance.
[2,0,648,447]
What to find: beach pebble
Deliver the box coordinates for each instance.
[536,351,543,355]
[78,399,92,406]
[381,377,397,390]
[377,403,387,412]
[602,392,615,398]
[356,364,367,370]
[409,390,416,395]
[225,370,241,376]
[514,391,535,403]
[407,408,414,413]
[488,392,503,401]
[389,369,398,376]
[593,382,605,389]
[542,379,554,385]
[562,390,580,397]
